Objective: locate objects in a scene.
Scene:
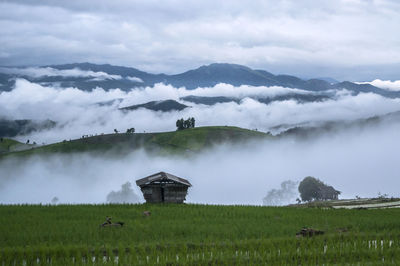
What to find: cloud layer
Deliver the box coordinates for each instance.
[1,80,400,204]
[1,80,400,144]
[0,67,122,80]
[358,79,400,91]
[1,120,399,204]
[1,0,400,80]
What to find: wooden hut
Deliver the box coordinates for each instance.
[136,172,191,203]
[319,185,341,200]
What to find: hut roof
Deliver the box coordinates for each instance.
[136,171,192,187]
[319,185,341,195]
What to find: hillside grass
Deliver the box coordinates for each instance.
[0,138,32,154]
[0,126,270,158]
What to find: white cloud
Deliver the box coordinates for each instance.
[0,67,122,80]
[1,80,400,204]
[1,121,400,204]
[357,79,400,91]
[126,76,143,82]
[1,80,400,144]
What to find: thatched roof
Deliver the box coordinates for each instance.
[136,171,192,187]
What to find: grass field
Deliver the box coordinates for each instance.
[1,204,400,264]
[0,138,32,154]
[0,126,270,158]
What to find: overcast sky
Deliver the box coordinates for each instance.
[0,0,399,80]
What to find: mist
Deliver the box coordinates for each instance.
[0,67,123,80]
[358,79,400,91]
[262,180,299,206]
[1,119,399,205]
[1,79,400,205]
[1,79,400,143]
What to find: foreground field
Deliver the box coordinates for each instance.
[1,204,400,264]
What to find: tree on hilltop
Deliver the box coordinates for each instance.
[176,117,196,130]
[126,128,135,134]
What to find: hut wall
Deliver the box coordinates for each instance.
[140,182,189,203]
[163,184,188,203]
[140,186,162,203]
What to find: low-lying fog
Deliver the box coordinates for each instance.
[1,79,400,143]
[1,80,400,205]
[1,121,399,205]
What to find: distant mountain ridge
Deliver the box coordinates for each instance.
[0,119,56,138]
[0,62,399,98]
[120,100,188,112]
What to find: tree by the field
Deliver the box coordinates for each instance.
[298,176,340,202]
[176,117,195,130]
[106,182,140,204]
[126,128,135,134]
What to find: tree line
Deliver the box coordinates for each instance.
[176,117,195,130]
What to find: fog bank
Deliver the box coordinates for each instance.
[1,121,399,205]
[1,80,400,143]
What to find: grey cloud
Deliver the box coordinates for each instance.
[0,1,399,79]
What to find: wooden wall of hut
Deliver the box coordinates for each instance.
[140,183,189,203]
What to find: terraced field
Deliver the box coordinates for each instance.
[293,197,400,209]
[1,204,400,264]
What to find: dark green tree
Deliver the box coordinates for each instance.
[298,176,322,202]
[176,118,184,130]
[298,176,340,202]
[126,128,135,134]
[183,119,190,129]
[176,117,196,130]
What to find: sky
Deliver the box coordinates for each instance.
[0,0,399,81]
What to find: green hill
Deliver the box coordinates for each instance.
[0,138,33,154]
[1,126,270,158]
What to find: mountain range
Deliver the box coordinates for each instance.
[1,62,399,98]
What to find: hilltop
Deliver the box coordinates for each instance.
[0,126,270,158]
